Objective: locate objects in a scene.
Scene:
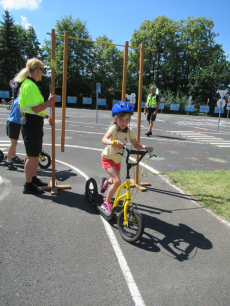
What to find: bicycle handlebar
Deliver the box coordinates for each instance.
[117,146,157,167]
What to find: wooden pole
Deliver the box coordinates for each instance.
[51,29,57,194]
[41,30,71,194]
[121,41,129,101]
[61,31,69,152]
[135,43,144,185]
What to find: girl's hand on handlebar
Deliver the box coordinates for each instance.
[146,146,154,152]
[116,140,124,150]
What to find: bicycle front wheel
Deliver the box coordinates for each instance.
[117,207,144,243]
[39,152,51,169]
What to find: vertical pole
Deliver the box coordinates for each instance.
[121,41,129,101]
[51,29,56,188]
[61,31,69,152]
[205,99,209,118]
[135,43,144,185]
[217,97,223,132]
[96,92,98,123]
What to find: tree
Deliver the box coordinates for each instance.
[128,15,230,112]
[43,14,95,100]
[91,35,123,105]
[0,10,23,90]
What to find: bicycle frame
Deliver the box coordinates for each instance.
[111,146,154,226]
[112,181,131,227]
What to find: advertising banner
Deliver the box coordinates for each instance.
[170,104,180,111]
[113,100,120,106]
[158,103,165,110]
[214,106,224,114]
[185,105,194,112]
[83,97,92,104]
[67,96,77,104]
[200,105,209,113]
[98,99,106,106]
[0,91,9,98]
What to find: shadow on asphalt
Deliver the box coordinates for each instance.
[135,218,213,261]
[155,135,185,140]
[31,189,98,215]
[145,187,200,202]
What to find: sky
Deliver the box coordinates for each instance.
[0,0,230,57]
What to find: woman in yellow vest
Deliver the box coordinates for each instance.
[144,86,160,136]
[14,59,57,194]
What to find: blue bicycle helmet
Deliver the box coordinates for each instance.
[112,101,134,117]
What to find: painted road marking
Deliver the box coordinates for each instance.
[172,131,230,148]
[55,159,146,306]
[0,176,12,201]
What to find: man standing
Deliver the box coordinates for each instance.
[144,86,160,136]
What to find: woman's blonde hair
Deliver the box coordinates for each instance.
[14,58,43,83]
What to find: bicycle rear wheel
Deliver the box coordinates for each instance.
[117,207,144,243]
[39,152,51,169]
[85,178,98,205]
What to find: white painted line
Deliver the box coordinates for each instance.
[186,136,217,138]
[0,176,12,201]
[218,145,230,147]
[55,159,146,306]
[210,142,230,144]
[101,217,146,306]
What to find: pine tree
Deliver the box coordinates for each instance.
[0,10,23,90]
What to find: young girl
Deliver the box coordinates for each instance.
[100,101,153,213]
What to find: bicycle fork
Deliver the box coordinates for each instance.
[113,180,132,227]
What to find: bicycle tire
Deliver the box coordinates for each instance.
[85,178,98,205]
[39,152,51,169]
[0,150,4,163]
[117,207,144,243]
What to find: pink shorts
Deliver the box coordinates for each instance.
[101,156,121,172]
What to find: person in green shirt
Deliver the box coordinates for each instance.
[14,58,57,194]
[144,86,160,136]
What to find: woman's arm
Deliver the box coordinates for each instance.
[31,94,57,114]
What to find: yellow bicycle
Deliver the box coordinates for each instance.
[85,146,156,243]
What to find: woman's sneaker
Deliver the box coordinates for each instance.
[101,200,113,213]
[100,177,108,193]
[12,156,24,164]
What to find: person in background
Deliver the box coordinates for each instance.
[14,58,57,194]
[144,86,160,136]
[4,89,24,170]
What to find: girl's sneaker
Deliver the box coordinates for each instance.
[100,177,108,193]
[101,200,113,213]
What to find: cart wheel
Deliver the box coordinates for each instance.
[39,152,51,169]
[85,178,98,204]
[0,150,4,163]
[117,207,144,243]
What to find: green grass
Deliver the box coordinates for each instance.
[166,170,230,222]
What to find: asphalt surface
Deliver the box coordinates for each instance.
[0,105,230,306]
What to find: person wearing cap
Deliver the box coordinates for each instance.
[14,58,57,194]
[4,89,24,170]
[144,86,160,136]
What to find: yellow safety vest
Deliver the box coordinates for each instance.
[20,78,46,117]
[146,94,157,108]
